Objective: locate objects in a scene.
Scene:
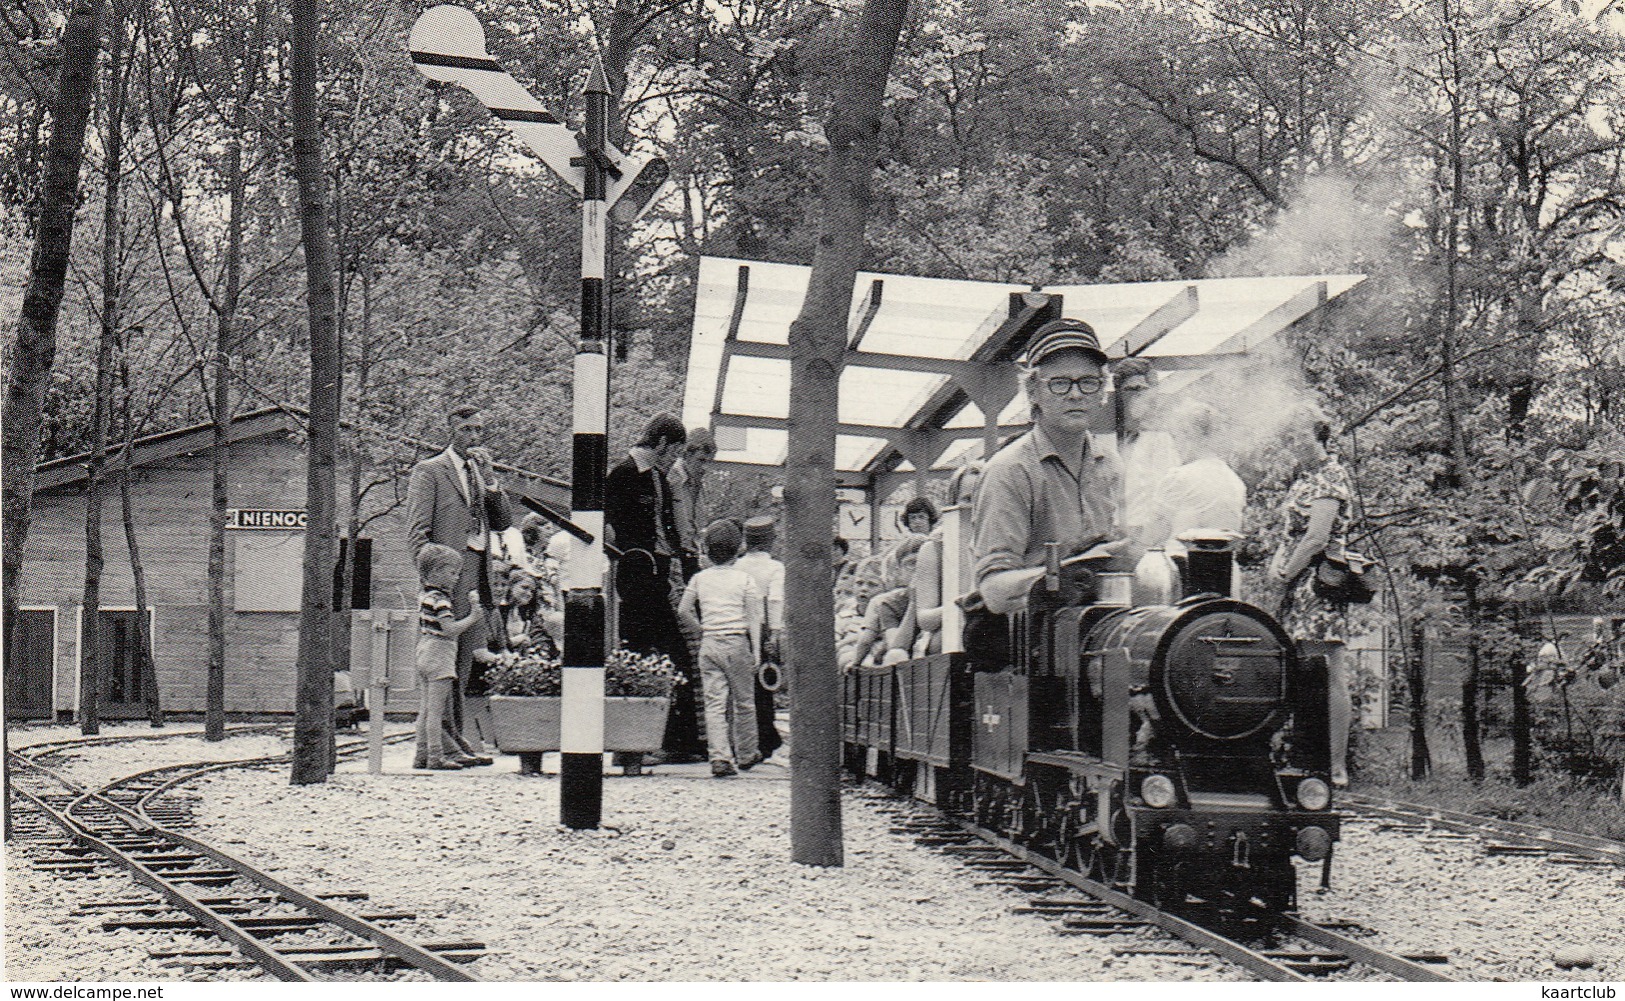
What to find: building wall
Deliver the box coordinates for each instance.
[21,430,430,715]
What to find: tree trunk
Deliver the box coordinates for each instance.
[783,0,908,868]
[1510,644,1531,787]
[1437,0,1470,488]
[118,359,163,727]
[205,98,249,742]
[1408,618,1432,779]
[290,0,341,784]
[333,270,368,679]
[1461,578,1484,781]
[2,0,105,750]
[79,10,126,736]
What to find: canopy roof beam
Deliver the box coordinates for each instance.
[1114,285,1199,358]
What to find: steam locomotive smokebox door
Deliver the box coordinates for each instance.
[972,672,1028,782]
[1157,606,1291,743]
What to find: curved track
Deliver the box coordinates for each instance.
[8,729,482,981]
[1340,792,1625,866]
[863,791,1455,982]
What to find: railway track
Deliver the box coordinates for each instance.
[861,792,1455,982]
[8,729,484,981]
[1340,792,1625,868]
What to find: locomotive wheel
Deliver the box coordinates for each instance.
[891,758,917,800]
[1013,778,1044,849]
[1020,768,1070,860]
[1051,774,1094,872]
[992,781,1019,840]
[972,772,1002,831]
[1086,840,1117,888]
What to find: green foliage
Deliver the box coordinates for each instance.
[1539,440,1625,599]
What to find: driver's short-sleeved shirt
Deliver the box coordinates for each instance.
[971,425,1123,588]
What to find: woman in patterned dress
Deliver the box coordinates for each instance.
[1265,417,1378,787]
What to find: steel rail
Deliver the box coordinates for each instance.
[107,732,417,810]
[872,791,1456,982]
[129,812,478,981]
[947,816,1311,982]
[9,730,477,982]
[1275,914,1454,981]
[112,734,476,982]
[1341,792,1625,863]
[9,756,315,981]
[12,723,290,762]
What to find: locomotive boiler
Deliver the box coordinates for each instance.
[844,533,1341,922]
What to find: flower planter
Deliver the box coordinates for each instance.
[489,695,670,754]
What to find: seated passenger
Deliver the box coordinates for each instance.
[902,496,937,537]
[970,319,1126,616]
[1112,356,1180,550]
[885,461,984,661]
[854,535,926,667]
[836,555,884,670]
[1143,400,1246,556]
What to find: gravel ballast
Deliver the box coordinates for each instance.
[5,726,1621,982]
[178,741,1237,981]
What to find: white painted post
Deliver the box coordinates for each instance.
[941,504,963,654]
[367,612,388,774]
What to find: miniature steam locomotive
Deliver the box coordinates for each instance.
[843,536,1340,920]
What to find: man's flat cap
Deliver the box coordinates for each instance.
[1022,318,1109,367]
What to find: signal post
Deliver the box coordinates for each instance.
[410,5,666,829]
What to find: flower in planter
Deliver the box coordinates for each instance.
[483,649,562,697]
[483,646,683,699]
[604,647,684,698]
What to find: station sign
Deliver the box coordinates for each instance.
[227,508,308,530]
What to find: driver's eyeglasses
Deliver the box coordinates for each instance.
[1044,376,1104,397]
[459,422,484,432]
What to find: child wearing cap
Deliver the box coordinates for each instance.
[677,520,763,776]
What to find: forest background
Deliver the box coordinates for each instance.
[2,0,1623,799]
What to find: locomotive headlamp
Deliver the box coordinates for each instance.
[1140,775,1177,808]
[1295,825,1332,861]
[1295,777,1331,811]
[1162,823,1198,851]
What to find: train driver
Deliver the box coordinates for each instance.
[971,319,1125,615]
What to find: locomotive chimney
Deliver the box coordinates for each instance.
[1179,531,1235,599]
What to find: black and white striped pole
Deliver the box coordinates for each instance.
[409,5,667,829]
[559,60,613,829]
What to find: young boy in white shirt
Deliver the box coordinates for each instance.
[677,521,763,777]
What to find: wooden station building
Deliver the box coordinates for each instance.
[8,407,568,721]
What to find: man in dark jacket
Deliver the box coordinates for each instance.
[605,414,706,761]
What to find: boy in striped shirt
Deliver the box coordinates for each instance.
[416,544,483,770]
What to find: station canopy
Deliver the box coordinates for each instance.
[682,255,1365,490]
